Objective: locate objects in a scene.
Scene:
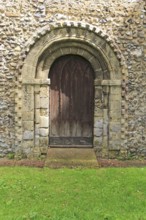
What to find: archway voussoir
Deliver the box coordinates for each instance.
[88,25,94,31]
[26,47,30,53]
[40,29,47,36]
[66,21,72,27]
[63,21,70,27]
[49,24,57,30]
[100,32,106,37]
[109,42,115,49]
[21,51,27,60]
[55,22,62,27]
[117,54,122,60]
[29,40,35,46]
[36,35,41,39]
[80,23,86,29]
[77,22,82,27]
[85,24,90,29]
[94,28,102,35]
[34,31,42,39]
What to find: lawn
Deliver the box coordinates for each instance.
[0,167,146,220]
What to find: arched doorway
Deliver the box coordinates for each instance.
[19,23,123,158]
[49,55,95,147]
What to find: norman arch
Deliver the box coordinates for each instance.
[17,22,125,158]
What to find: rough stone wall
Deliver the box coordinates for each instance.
[0,0,145,158]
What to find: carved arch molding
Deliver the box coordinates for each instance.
[16,22,127,158]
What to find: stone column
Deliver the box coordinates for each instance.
[34,84,40,156]
[39,81,50,155]
[102,80,121,158]
[94,80,104,157]
[109,85,122,155]
[102,85,110,158]
[22,79,50,158]
[94,79,121,158]
[22,84,34,157]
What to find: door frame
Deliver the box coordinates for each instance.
[49,54,95,148]
[19,22,125,158]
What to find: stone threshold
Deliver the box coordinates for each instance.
[0,158,146,168]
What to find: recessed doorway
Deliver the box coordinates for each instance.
[49,55,95,147]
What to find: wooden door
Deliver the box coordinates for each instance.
[49,55,94,147]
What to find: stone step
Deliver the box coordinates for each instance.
[45,148,98,168]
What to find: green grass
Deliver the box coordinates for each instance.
[0,167,146,220]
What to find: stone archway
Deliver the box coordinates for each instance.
[17,22,124,158]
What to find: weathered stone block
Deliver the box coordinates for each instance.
[39,137,48,147]
[34,85,40,93]
[111,128,121,138]
[40,128,48,137]
[23,87,34,111]
[94,107,103,117]
[40,108,48,116]
[103,121,108,136]
[40,116,49,128]
[109,109,121,120]
[35,94,40,109]
[103,109,108,120]
[22,140,34,149]
[110,123,121,133]
[23,85,33,94]
[95,88,102,99]
[34,135,40,146]
[94,127,103,137]
[23,131,34,140]
[33,147,40,157]
[40,97,48,108]
[35,127,40,136]
[22,112,34,121]
[108,150,120,159]
[35,109,40,124]
[23,121,34,131]
[93,136,102,146]
[94,119,103,128]
[40,146,48,154]
[94,99,103,109]
[40,87,48,98]
[110,94,121,103]
[109,140,121,150]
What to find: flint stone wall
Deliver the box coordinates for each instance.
[0,0,145,159]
